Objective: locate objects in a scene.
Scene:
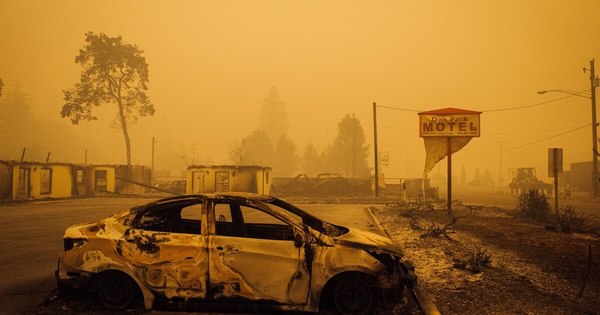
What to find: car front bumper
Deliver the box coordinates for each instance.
[55,257,94,289]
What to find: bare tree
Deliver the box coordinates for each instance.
[229,140,247,165]
[229,129,274,167]
[61,32,155,166]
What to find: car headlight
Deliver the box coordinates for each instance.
[64,238,87,251]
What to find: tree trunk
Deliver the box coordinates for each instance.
[117,98,132,166]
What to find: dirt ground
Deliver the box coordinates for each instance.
[372,202,600,315]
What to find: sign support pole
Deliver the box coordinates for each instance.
[418,108,481,214]
[548,148,563,222]
[151,136,155,186]
[373,102,379,197]
[447,137,452,215]
[553,167,559,220]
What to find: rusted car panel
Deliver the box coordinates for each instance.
[57,193,415,313]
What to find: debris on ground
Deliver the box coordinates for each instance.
[373,202,600,314]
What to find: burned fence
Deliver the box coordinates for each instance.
[272,174,371,196]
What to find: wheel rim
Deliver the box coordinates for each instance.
[334,277,372,314]
[98,273,135,310]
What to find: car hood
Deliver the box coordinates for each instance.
[63,222,98,239]
[330,227,404,256]
[63,216,128,240]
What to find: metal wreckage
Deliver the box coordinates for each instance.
[57,193,417,314]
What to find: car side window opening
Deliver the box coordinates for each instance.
[214,203,244,237]
[136,202,202,235]
[213,202,295,241]
[240,205,295,241]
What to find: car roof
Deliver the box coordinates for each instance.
[151,192,273,206]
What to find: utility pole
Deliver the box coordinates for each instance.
[447,137,452,215]
[373,102,379,197]
[590,59,598,198]
[498,141,504,187]
[151,136,155,185]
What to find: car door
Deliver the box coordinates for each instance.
[208,199,310,305]
[118,199,209,300]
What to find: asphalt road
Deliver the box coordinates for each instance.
[0,197,376,314]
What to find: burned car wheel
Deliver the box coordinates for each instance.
[334,276,373,315]
[97,272,138,310]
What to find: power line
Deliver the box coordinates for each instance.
[153,138,191,167]
[485,125,588,135]
[378,124,415,131]
[503,124,589,151]
[462,123,590,160]
[376,105,420,112]
[482,93,580,112]
[376,91,588,113]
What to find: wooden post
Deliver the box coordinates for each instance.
[447,137,452,215]
[151,136,155,186]
[553,148,559,220]
[373,102,379,197]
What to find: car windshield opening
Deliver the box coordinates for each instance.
[264,198,346,236]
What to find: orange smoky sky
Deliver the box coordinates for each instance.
[1,0,599,182]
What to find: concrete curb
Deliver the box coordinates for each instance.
[364,206,442,315]
[364,206,391,238]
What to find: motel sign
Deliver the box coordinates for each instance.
[419,107,481,137]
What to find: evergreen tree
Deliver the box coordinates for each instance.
[330,114,371,179]
[0,83,80,161]
[273,135,300,177]
[258,87,288,144]
[301,142,321,177]
[0,83,37,159]
[321,143,343,175]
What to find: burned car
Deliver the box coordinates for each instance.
[56,193,416,314]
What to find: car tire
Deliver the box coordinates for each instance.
[333,276,373,315]
[97,272,138,310]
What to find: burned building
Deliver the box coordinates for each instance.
[186,165,271,195]
[0,160,151,201]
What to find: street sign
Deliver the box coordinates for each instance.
[418,108,481,137]
[418,107,482,216]
[379,151,389,167]
[548,148,563,216]
[548,148,563,177]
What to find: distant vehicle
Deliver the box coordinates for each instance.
[168,179,186,194]
[509,167,552,195]
[56,193,416,314]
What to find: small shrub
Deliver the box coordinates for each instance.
[420,223,454,239]
[517,189,550,221]
[452,245,492,273]
[558,206,600,234]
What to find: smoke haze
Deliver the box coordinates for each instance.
[1,0,599,183]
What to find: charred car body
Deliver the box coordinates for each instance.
[56,193,416,314]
